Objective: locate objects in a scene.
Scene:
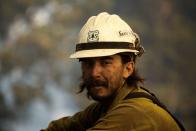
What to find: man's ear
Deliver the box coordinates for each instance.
[123,62,134,79]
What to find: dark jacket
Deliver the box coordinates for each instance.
[41,84,181,131]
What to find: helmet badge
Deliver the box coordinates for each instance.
[87,30,99,42]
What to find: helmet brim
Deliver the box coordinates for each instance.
[69,49,139,58]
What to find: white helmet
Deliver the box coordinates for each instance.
[70,12,144,58]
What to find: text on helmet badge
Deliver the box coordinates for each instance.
[87,30,99,42]
[119,30,132,37]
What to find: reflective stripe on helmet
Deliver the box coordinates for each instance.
[76,42,135,51]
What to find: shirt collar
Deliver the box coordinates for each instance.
[106,83,138,112]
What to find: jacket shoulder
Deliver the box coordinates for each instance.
[107,98,181,131]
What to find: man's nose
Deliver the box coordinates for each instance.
[91,62,102,79]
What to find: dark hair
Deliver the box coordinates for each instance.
[119,53,144,87]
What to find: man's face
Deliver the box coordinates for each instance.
[80,54,133,102]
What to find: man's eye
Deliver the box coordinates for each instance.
[102,60,112,65]
[82,60,94,67]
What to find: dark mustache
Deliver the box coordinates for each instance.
[84,77,108,88]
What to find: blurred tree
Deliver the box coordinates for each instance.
[0,0,195,130]
[0,0,47,40]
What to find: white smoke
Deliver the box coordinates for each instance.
[10,85,78,131]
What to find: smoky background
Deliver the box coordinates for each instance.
[0,0,195,131]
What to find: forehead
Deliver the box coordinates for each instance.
[79,54,122,61]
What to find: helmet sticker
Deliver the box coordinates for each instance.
[87,30,99,42]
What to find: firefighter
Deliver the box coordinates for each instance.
[41,12,184,131]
